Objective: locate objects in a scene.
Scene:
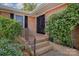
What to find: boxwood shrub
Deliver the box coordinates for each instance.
[0,16,23,56]
[46,4,79,47]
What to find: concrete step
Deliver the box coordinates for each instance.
[23,50,31,56]
[36,44,52,55]
[29,37,48,44]
[35,34,49,43]
[29,41,49,51]
[28,34,49,44]
[23,52,30,56]
[36,41,49,49]
[36,37,48,43]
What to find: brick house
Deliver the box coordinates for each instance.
[0,3,67,34]
[0,3,68,55]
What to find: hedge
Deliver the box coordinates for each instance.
[0,16,22,39]
[46,4,79,47]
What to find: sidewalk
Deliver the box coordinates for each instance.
[42,50,66,56]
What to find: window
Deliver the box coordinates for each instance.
[15,15,25,28]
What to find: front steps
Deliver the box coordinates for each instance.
[36,41,49,49]
[36,43,52,55]
[30,34,53,56]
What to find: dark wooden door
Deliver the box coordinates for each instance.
[25,16,28,28]
[37,15,45,34]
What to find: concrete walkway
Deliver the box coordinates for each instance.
[42,50,66,56]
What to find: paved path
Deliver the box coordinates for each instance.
[42,50,66,56]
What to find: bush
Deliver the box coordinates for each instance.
[0,16,23,55]
[46,4,79,47]
[0,38,23,56]
[0,16,22,39]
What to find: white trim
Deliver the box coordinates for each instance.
[22,16,25,28]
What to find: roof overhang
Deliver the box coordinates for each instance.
[29,3,66,17]
[0,4,28,15]
[0,3,66,17]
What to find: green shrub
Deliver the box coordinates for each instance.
[46,4,79,47]
[0,16,22,39]
[0,38,23,56]
[0,16,23,55]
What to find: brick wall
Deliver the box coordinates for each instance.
[71,25,79,50]
[28,16,36,33]
[0,11,10,18]
[45,4,68,21]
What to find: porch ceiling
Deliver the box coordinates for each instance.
[29,3,64,17]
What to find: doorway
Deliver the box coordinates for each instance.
[37,15,45,34]
[25,16,28,28]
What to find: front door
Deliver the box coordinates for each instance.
[37,15,45,34]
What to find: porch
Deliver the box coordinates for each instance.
[0,3,79,56]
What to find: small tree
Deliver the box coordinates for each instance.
[23,3,37,12]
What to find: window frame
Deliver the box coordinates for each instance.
[14,14,25,28]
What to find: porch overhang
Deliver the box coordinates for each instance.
[29,3,67,17]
